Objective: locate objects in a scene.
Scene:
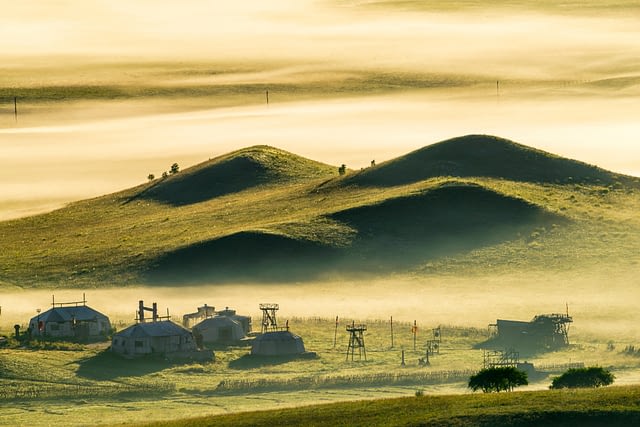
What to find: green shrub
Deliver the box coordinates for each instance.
[550,367,614,389]
[468,367,528,393]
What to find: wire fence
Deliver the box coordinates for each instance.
[215,369,475,394]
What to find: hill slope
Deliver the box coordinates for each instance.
[0,135,638,288]
[144,183,563,283]
[344,134,640,188]
[135,145,337,205]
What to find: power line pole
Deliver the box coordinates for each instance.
[265,90,269,106]
[14,96,18,123]
[390,316,394,349]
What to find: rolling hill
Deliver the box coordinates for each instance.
[132,145,337,206]
[0,135,638,288]
[342,134,639,188]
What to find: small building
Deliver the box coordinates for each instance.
[193,315,246,344]
[251,330,306,356]
[489,312,573,351]
[28,296,110,342]
[111,301,212,361]
[182,304,216,328]
[216,307,251,335]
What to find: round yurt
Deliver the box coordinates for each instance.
[193,315,245,343]
[251,330,306,356]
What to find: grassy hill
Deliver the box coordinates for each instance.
[343,135,639,188]
[134,145,337,206]
[137,385,640,427]
[0,135,639,288]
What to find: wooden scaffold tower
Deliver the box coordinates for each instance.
[259,303,279,333]
[346,322,367,361]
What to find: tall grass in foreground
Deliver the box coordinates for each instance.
[137,385,640,427]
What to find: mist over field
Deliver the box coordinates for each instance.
[3,3,640,426]
[1,0,639,343]
[1,1,640,219]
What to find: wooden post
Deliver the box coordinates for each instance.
[266,90,269,106]
[333,316,338,349]
[412,320,417,351]
[14,96,17,123]
[390,316,394,349]
[401,349,405,367]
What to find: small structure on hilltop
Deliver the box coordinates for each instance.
[193,307,251,344]
[28,294,110,342]
[182,304,215,328]
[111,300,212,361]
[487,309,573,351]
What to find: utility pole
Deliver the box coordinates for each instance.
[14,96,18,123]
[412,320,417,351]
[390,316,394,349]
[266,90,269,106]
[333,316,338,349]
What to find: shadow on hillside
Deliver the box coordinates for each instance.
[76,349,170,380]
[133,156,273,206]
[145,231,344,284]
[143,184,567,285]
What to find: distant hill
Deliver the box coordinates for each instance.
[344,134,639,187]
[135,145,336,205]
[0,135,638,288]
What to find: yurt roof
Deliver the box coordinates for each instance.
[254,330,302,342]
[30,305,109,323]
[193,315,242,329]
[114,320,192,339]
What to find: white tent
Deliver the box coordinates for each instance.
[251,331,306,356]
[193,315,246,343]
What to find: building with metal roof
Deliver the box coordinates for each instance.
[28,296,110,342]
[111,301,213,361]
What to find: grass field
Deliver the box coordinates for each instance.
[137,385,640,427]
[1,316,639,426]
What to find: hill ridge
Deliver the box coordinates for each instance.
[344,134,639,188]
[136,145,337,205]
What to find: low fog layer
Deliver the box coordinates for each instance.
[1,271,639,343]
[1,91,639,220]
[2,1,640,218]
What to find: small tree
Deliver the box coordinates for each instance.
[468,367,528,393]
[147,173,155,182]
[162,171,169,179]
[550,367,614,389]
[170,163,180,174]
[338,164,346,176]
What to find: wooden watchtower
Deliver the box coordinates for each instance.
[259,303,279,333]
[346,322,367,361]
